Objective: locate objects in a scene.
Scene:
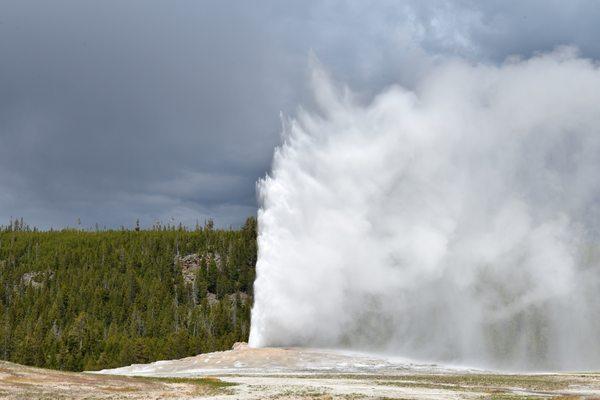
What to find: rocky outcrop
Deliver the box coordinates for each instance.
[231,341,248,350]
[176,254,202,284]
[21,271,53,288]
[175,252,221,285]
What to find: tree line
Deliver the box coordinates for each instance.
[0,218,257,371]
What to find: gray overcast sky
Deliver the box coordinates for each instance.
[1,0,600,229]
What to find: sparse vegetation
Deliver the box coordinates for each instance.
[141,375,237,388]
[0,360,237,398]
[376,373,569,391]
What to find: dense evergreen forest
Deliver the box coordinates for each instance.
[0,218,257,372]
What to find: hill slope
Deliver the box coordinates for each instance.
[0,218,257,371]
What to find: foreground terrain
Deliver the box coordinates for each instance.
[0,360,235,399]
[2,344,600,399]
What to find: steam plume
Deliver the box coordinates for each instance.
[250,49,600,371]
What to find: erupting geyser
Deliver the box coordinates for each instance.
[250,49,600,371]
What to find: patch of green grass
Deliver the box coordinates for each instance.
[100,385,140,392]
[480,394,541,400]
[377,373,569,391]
[277,387,331,397]
[376,379,482,391]
[132,375,238,396]
[140,375,237,388]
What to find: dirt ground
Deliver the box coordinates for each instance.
[2,344,600,399]
[0,360,234,399]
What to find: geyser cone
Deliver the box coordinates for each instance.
[250,49,600,371]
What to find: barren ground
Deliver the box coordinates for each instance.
[2,344,600,399]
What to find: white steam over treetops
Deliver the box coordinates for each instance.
[249,49,600,371]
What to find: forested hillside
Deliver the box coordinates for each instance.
[0,218,257,372]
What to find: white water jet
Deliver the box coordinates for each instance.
[250,49,600,371]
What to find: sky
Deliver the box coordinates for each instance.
[1,0,600,229]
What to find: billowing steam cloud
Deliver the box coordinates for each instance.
[250,48,600,371]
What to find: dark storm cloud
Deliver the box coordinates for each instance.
[1,0,599,228]
[0,0,291,228]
